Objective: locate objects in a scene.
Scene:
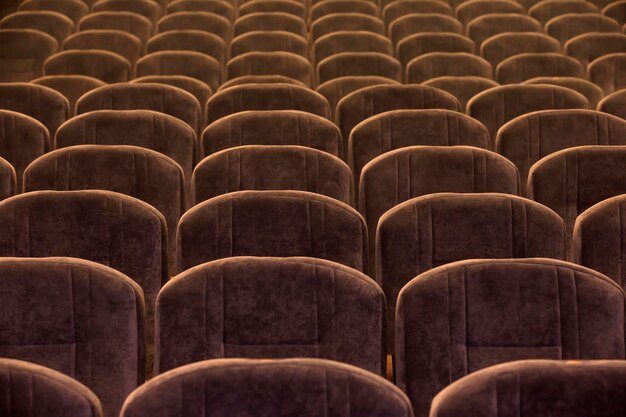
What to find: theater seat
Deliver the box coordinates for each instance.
[313,31,394,65]
[44,50,132,83]
[227,51,314,87]
[32,75,106,116]
[312,13,385,41]
[158,12,230,40]
[230,31,308,58]
[19,0,88,23]
[390,14,463,47]
[480,32,562,69]
[136,51,221,93]
[318,52,402,84]
[167,0,234,20]
[0,29,57,82]
[602,0,626,25]
[92,0,162,24]
[0,11,74,44]
[316,76,400,117]
[467,14,542,47]
[396,258,624,417]
[565,32,626,66]
[496,52,584,84]
[0,157,16,201]
[218,75,307,90]
[545,13,620,44]
[78,12,153,44]
[312,0,379,22]
[397,33,475,67]
[530,0,600,24]
[62,30,143,66]
[422,76,499,112]
[588,52,626,93]
[234,12,306,37]
[130,75,212,110]
[406,52,492,84]
[146,31,225,64]
[598,88,626,118]
[456,0,526,26]
[383,0,453,28]
[240,0,306,19]
[522,76,604,108]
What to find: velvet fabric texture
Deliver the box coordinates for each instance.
[588,53,626,94]
[19,0,88,22]
[317,52,402,84]
[530,0,599,24]
[456,0,526,25]
[565,33,626,67]
[227,51,314,87]
[360,145,519,277]
[234,12,306,37]
[177,190,368,273]
[78,12,153,44]
[240,0,306,19]
[598,89,626,119]
[529,146,626,255]
[44,50,132,83]
[496,109,626,196]
[383,0,453,28]
[397,33,475,67]
[201,110,342,158]
[145,31,225,61]
[0,11,74,44]
[230,31,308,58]
[406,52,492,84]
[76,83,202,135]
[480,32,562,69]
[23,144,185,275]
[219,75,306,90]
[390,14,463,47]
[0,257,146,417]
[0,358,103,417]
[0,109,49,191]
[206,84,331,125]
[603,1,626,24]
[0,29,57,82]
[121,358,414,417]
[316,76,400,117]
[157,12,230,40]
[130,76,213,111]
[467,14,542,47]
[337,85,461,158]
[378,193,566,351]
[0,157,16,202]
[311,13,385,41]
[32,75,106,116]
[396,259,625,417]
[62,30,143,66]
[313,31,394,65]
[431,360,626,417]
[167,0,234,20]
[496,52,584,84]
[156,257,385,374]
[312,0,379,22]
[92,0,162,23]
[0,82,69,135]
[522,76,604,108]
[422,76,499,112]
[546,13,620,43]
[466,84,589,148]
[192,145,352,205]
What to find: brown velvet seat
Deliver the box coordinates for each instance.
[528,145,626,253]
[32,75,106,116]
[227,51,314,87]
[406,52,492,84]
[389,14,463,47]
[336,84,461,158]
[62,30,143,66]
[396,33,475,67]
[546,13,620,44]
[456,0,526,26]
[313,31,394,66]
[192,145,352,205]
[311,13,385,41]
[145,31,224,64]
[206,83,331,125]
[44,50,132,83]
[218,75,307,90]
[383,0,453,29]
[121,358,413,417]
[0,11,74,44]
[0,82,69,136]
[360,146,519,276]
[234,12,306,37]
[316,76,400,117]
[422,76,499,112]
[0,29,57,82]
[92,0,162,24]
[136,51,221,93]
[467,14,542,47]
[167,0,235,21]
[496,52,584,84]
[76,83,202,135]
[23,145,185,276]
[230,31,308,59]
[19,0,88,22]
[0,253,146,417]
[78,12,153,44]
[522,76,604,108]
[240,0,306,19]
[201,110,342,158]
[318,52,402,84]
[531,0,599,24]
[130,75,212,110]
[312,0,379,22]
[565,32,626,67]
[0,157,16,201]
[396,258,624,417]
[0,358,103,417]
[603,0,626,25]
[466,84,589,148]
[588,53,626,94]
[480,32,562,69]
[177,190,367,273]
[598,88,626,118]
[156,257,384,374]
[157,12,230,40]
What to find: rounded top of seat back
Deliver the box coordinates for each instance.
[166,0,234,20]
[157,12,230,39]
[92,0,163,23]
[421,76,499,112]
[311,13,385,41]
[230,30,308,59]
[130,75,213,108]
[530,0,599,24]
[78,11,153,43]
[598,88,626,118]
[312,0,379,22]
[227,51,314,87]
[587,52,626,94]
[44,49,132,83]
[313,30,394,65]
[389,13,463,46]
[317,52,402,84]
[0,11,74,43]
[383,0,454,28]
[240,0,306,19]
[406,52,492,84]
[234,12,306,37]
[456,0,526,25]
[316,75,400,116]
[19,0,88,22]
[564,32,626,67]
[496,52,584,84]
[62,29,143,65]
[466,13,542,47]
[218,75,307,90]
[397,32,476,66]
[546,13,620,44]
[0,28,58,82]
[522,76,604,107]
[480,32,562,68]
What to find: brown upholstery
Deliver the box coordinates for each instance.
[407,52,492,83]
[311,13,385,41]
[157,12,230,40]
[76,83,202,134]
[531,0,599,24]
[316,75,400,117]
[166,0,234,20]
[0,157,16,201]
[227,51,314,87]
[598,89,626,119]
[121,358,413,417]
[312,0,379,22]
[496,109,626,196]
[0,82,69,136]
[19,0,88,22]
[230,31,308,58]
[523,76,604,108]
[396,258,624,417]
[201,110,342,158]
[390,14,463,46]
[206,83,331,125]
[136,51,221,92]
[44,50,132,83]
[480,32,562,68]
[78,12,153,44]
[177,190,368,273]
[62,30,143,65]
[156,258,384,374]
[146,30,225,64]
[588,53,626,94]
[0,29,57,82]
[383,0,453,28]
[0,11,74,43]
[422,76,499,112]
[603,0,626,25]
[0,0,20,18]
[0,358,103,417]
[32,75,106,116]
[546,13,620,44]
[397,33,475,67]
[313,31,394,65]
[496,52,584,84]
[318,52,402,84]
[565,33,626,66]
[219,75,307,90]
[466,84,589,147]
[130,75,212,110]
[456,0,526,25]
[234,12,306,37]
[92,0,162,24]
[467,14,542,47]
[193,145,352,205]
[240,0,306,19]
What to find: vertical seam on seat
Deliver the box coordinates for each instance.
[573,271,581,357]
[446,271,453,383]
[555,266,563,358]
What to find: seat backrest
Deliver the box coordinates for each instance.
[406,52,492,83]
[78,11,153,43]
[588,52,626,94]
[157,12,230,40]
[456,0,526,25]
[19,0,88,22]
[467,14,542,47]
[396,258,625,417]
[546,13,620,44]
[121,358,413,417]
[311,13,384,41]
[130,75,212,110]
[146,31,225,62]
[522,76,604,108]
[316,75,400,117]
[603,0,626,25]
[167,0,234,20]
[32,75,106,116]
[0,29,57,82]
[44,50,132,83]
[480,32,562,68]
[62,29,143,65]
[193,145,352,205]
[156,257,384,374]
[389,14,463,46]
[0,255,145,417]
[496,52,584,84]
[422,76,499,112]
[565,32,626,67]
[598,88,626,119]
[136,51,221,93]
[230,31,308,58]
[92,0,162,23]
[227,51,314,87]
[531,0,599,24]
[383,0,453,28]
[219,75,306,90]
[466,84,589,147]
[177,190,368,273]
[313,31,393,65]
[0,157,16,201]
[0,11,74,43]
[234,12,306,37]
[318,52,402,84]
[312,0,379,22]
[240,0,306,19]
[396,33,475,67]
